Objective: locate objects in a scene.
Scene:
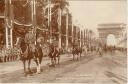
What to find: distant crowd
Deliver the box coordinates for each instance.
[0,45,21,62]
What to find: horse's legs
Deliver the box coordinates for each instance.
[54,57,56,65]
[34,58,40,73]
[38,63,41,73]
[38,56,43,73]
[7,56,9,62]
[75,54,76,60]
[80,52,82,58]
[73,54,75,60]
[77,54,79,60]
[51,58,54,65]
[39,56,42,64]
[34,58,38,65]
[28,59,32,73]
[37,58,41,74]
[58,56,60,64]
[22,60,26,75]
[53,57,55,66]
[79,53,81,60]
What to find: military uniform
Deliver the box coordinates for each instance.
[25,31,36,44]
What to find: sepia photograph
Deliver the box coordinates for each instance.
[0,0,127,83]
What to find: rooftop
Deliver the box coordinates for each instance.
[97,23,126,30]
[98,23,126,26]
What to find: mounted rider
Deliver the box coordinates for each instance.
[20,29,37,60]
[49,36,59,58]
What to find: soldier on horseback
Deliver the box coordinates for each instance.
[48,37,60,67]
[19,29,43,76]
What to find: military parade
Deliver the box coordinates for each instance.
[0,0,127,83]
[0,0,102,64]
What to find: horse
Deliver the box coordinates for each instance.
[19,38,43,76]
[48,44,60,67]
[34,43,43,73]
[78,47,83,58]
[72,46,81,60]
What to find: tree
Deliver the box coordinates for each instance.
[0,1,5,46]
[0,0,69,45]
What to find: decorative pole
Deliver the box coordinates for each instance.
[81,30,83,47]
[72,16,74,45]
[84,29,85,45]
[58,8,62,49]
[31,0,37,44]
[85,29,87,46]
[48,0,52,43]
[10,4,14,48]
[5,0,14,48]
[5,0,9,48]
[86,29,88,47]
[88,30,90,50]
[80,29,81,47]
[66,10,68,50]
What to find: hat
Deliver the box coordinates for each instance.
[37,37,44,43]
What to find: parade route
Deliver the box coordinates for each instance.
[0,0,126,83]
[0,52,126,83]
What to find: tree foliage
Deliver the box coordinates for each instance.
[0,0,69,45]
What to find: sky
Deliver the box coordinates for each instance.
[68,0,127,36]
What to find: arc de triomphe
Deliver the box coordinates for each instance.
[97,23,126,46]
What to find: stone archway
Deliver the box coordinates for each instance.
[107,34,117,46]
[97,23,126,46]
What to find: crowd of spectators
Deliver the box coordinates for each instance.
[0,45,21,62]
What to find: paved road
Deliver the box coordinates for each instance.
[0,51,127,83]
